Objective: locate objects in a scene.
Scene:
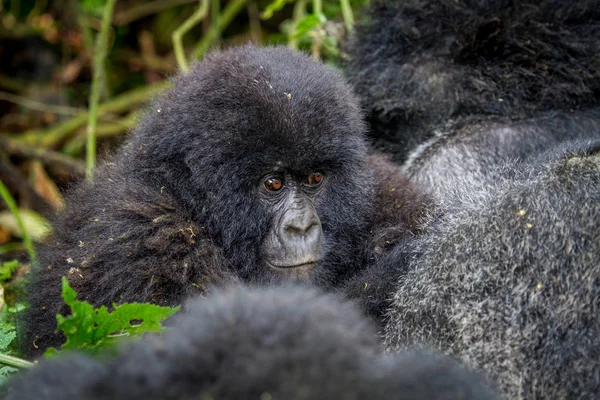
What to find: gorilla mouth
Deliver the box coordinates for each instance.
[266,261,320,275]
[269,261,318,269]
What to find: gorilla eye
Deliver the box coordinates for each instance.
[307,172,324,186]
[264,177,283,191]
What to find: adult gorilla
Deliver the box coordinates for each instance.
[346,0,600,198]
[24,46,429,357]
[345,0,600,398]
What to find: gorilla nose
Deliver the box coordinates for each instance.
[266,201,325,269]
[283,211,321,239]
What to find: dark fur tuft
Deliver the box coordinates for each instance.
[345,0,600,161]
[6,286,498,400]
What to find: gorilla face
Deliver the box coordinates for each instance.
[125,46,374,284]
[258,168,325,278]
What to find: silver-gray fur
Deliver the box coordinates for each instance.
[344,0,600,398]
[383,146,600,398]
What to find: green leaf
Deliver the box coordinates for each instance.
[0,366,19,386]
[0,324,16,352]
[48,277,180,355]
[291,13,327,39]
[0,260,18,283]
[261,0,296,20]
[0,323,22,384]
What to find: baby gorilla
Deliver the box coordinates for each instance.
[5,286,498,400]
[24,45,428,356]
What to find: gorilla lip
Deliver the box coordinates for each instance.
[267,261,319,270]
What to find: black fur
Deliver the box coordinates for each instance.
[24,45,429,357]
[345,0,600,165]
[6,286,498,400]
[345,1,600,397]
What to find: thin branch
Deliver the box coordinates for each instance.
[0,137,86,177]
[63,114,138,156]
[193,0,247,59]
[289,0,307,49]
[339,0,354,33]
[0,91,84,116]
[311,0,324,60]
[116,49,176,72]
[0,353,34,369]
[0,179,37,268]
[247,0,262,43]
[11,82,169,148]
[0,242,26,256]
[114,0,199,25]
[86,0,118,181]
[313,0,322,15]
[211,0,221,45]
[173,0,210,72]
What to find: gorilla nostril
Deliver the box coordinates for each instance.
[285,217,320,237]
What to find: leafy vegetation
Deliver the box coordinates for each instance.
[0,276,178,383]
[47,277,180,356]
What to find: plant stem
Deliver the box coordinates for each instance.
[212,0,221,45]
[193,0,247,58]
[0,91,84,116]
[339,0,354,33]
[0,353,34,369]
[86,0,117,181]
[313,0,322,15]
[11,82,169,148]
[173,0,210,72]
[0,137,86,177]
[114,0,198,25]
[0,180,37,268]
[289,0,307,49]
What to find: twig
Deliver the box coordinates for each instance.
[116,49,176,72]
[0,353,34,369]
[311,0,324,60]
[313,0,322,15]
[173,0,210,72]
[63,114,138,156]
[0,137,86,177]
[114,0,199,26]
[0,92,84,116]
[86,0,117,181]
[193,0,247,59]
[11,82,169,148]
[247,0,262,43]
[0,242,26,256]
[212,0,221,45]
[0,179,38,268]
[339,0,354,33]
[289,0,307,49]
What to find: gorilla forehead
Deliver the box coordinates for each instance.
[143,45,367,177]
